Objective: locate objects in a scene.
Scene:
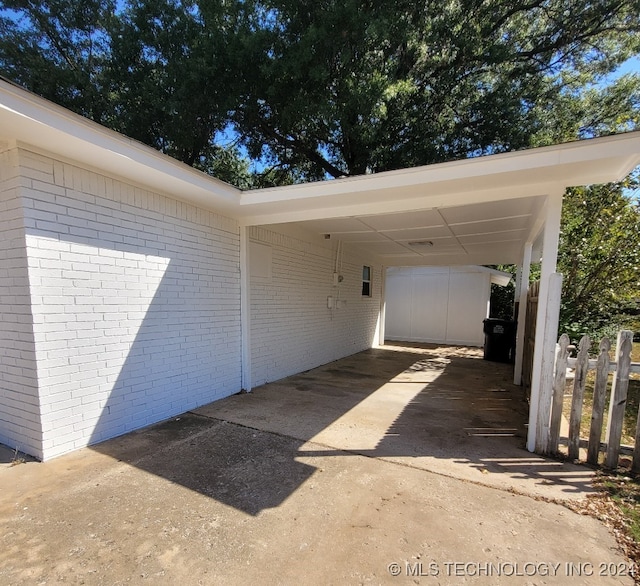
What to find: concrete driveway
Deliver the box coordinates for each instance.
[0,344,632,585]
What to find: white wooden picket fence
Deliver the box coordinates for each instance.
[548,330,640,470]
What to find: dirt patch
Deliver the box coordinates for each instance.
[567,471,640,584]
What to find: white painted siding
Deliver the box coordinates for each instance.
[17,147,242,460]
[249,226,382,386]
[385,266,490,346]
[0,147,43,457]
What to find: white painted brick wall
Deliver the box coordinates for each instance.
[249,225,381,386]
[0,147,43,458]
[16,147,242,460]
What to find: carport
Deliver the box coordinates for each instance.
[0,345,629,585]
[237,132,640,454]
[190,342,596,499]
[2,79,640,460]
[4,79,640,586]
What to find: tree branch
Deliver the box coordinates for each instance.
[257,120,347,178]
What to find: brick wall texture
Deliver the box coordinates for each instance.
[0,146,382,460]
[249,226,381,387]
[0,147,42,457]
[3,147,241,459]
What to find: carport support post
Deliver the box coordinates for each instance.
[376,266,386,346]
[240,225,252,392]
[533,273,563,453]
[526,192,563,453]
[513,243,532,386]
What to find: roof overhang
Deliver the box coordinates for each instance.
[2,78,640,267]
[0,78,241,215]
[484,266,513,287]
[242,133,640,266]
[239,133,640,225]
[388,265,512,286]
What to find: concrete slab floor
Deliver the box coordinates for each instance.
[195,343,596,501]
[0,344,631,585]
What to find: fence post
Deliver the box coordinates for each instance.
[633,411,640,473]
[631,350,640,472]
[549,334,570,453]
[605,330,634,469]
[568,335,590,460]
[587,337,611,466]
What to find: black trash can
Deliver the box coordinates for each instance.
[482,318,515,363]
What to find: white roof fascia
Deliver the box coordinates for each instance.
[239,133,640,226]
[242,132,640,204]
[0,79,242,215]
[449,264,513,286]
[2,79,640,227]
[238,182,562,226]
[485,269,513,287]
[385,264,512,285]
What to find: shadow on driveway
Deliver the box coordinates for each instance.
[91,343,596,516]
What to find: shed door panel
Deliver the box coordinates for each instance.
[384,275,412,340]
[411,274,449,341]
[385,267,489,346]
[446,273,487,345]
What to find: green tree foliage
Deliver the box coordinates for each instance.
[2,0,639,336]
[0,0,115,121]
[108,0,235,166]
[0,0,255,185]
[488,265,517,320]
[1,0,639,183]
[558,173,640,339]
[531,73,640,145]
[231,0,640,179]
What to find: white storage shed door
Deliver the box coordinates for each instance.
[385,267,491,346]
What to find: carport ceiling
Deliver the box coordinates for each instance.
[238,132,640,267]
[288,195,544,266]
